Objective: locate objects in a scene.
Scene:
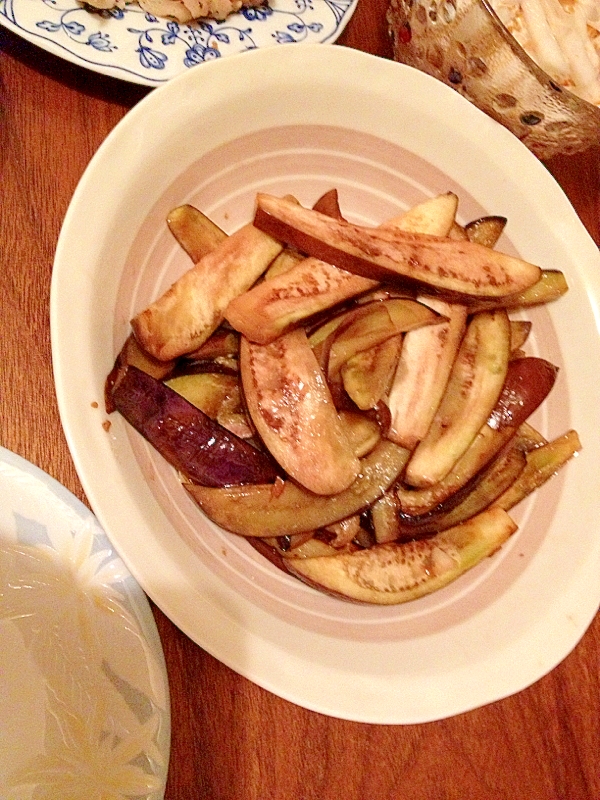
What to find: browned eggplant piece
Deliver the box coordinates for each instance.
[263,247,304,281]
[111,365,279,487]
[379,191,458,235]
[448,222,469,240]
[311,188,345,219]
[510,320,532,353]
[105,334,175,414]
[338,410,381,457]
[185,440,410,537]
[132,222,284,361]
[225,256,376,344]
[371,490,407,544]
[465,215,507,248]
[286,507,517,605]
[396,444,527,537]
[405,309,511,488]
[253,193,541,300]
[184,329,239,360]
[341,335,403,410]
[495,429,581,510]
[166,204,227,263]
[396,357,559,515]
[468,270,568,313]
[487,357,558,431]
[240,329,360,495]
[386,299,468,450]
[322,515,362,548]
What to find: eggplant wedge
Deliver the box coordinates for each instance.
[495,430,581,510]
[326,298,442,380]
[253,194,541,300]
[185,440,410,537]
[166,204,227,263]
[226,257,376,344]
[240,328,360,495]
[227,192,458,345]
[464,215,507,248]
[468,270,568,313]
[405,309,511,488]
[286,507,517,605]
[105,334,175,413]
[387,299,468,450]
[396,445,527,537]
[341,335,403,410]
[379,191,459,234]
[397,357,559,515]
[111,365,278,487]
[132,222,283,361]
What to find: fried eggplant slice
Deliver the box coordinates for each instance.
[468,270,568,313]
[397,357,559,515]
[286,507,517,605]
[185,440,410,537]
[226,257,376,344]
[464,215,507,248]
[166,204,227,263]
[131,222,284,361]
[387,299,468,450]
[111,365,278,487]
[405,309,511,488]
[240,328,360,495]
[495,429,581,510]
[253,194,541,300]
[342,334,403,410]
[105,334,175,413]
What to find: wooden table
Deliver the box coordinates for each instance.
[1,1,599,797]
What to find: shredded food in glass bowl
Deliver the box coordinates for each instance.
[490,0,600,105]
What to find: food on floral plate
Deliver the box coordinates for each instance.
[83,0,266,25]
[105,188,581,606]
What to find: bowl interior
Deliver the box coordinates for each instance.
[114,122,568,641]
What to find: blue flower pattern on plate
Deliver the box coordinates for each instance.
[0,0,358,85]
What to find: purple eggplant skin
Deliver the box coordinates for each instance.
[110,365,279,487]
[488,357,558,432]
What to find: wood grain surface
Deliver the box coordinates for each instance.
[1,0,599,797]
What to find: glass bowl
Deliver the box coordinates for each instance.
[388,0,600,159]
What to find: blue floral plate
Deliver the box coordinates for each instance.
[0,0,358,85]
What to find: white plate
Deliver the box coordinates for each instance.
[0,446,170,798]
[51,43,600,724]
[0,0,357,86]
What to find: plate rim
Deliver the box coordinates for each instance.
[51,42,600,724]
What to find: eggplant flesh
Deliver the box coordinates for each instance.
[111,365,279,487]
[286,507,517,605]
[396,356,558,516]
[396,445,527,537]
[253,193,541,300]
